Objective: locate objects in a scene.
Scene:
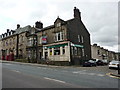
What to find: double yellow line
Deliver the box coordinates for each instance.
[106,72,120,79]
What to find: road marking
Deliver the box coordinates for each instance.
[106,73,120,79]
[97,74,105,77]
[44,77,66,83]
[37,67,47,69]
[62,70,68,72]
[5,64,12,65]
[88,73,96,75]
[11,70,21,73]
[73,71,105,77]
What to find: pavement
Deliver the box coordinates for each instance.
[110,70,120,78]
[1,60,120,79]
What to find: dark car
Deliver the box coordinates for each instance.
[96,60,104,66]
[83,60,97,67]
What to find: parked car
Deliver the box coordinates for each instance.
[108,60,120,69]
[96,60,104,66]
[83,60,97,67]
[102,60,109,65]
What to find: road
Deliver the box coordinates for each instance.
[2,62,119,88]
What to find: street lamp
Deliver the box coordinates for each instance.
[118,54,120,74]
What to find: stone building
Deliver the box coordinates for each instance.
[26,7,91,65]
[1,7,91,65]
[0,36,2,59]
[91,44,119,61]
[0,24,32,60]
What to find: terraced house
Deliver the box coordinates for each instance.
[0,24,32,61]
[91,44,119,61]
[26,7,91,65]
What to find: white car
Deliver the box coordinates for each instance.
[108,60,120,69]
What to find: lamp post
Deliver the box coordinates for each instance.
[118,54,120,74]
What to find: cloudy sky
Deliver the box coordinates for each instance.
[0,0,119,52]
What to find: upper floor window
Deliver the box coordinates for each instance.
[55,31,64,42]
[81,36,84,43]
[27,38,33,46]
[19,35,24,43]
[39,36,42,45]
[97,50,100,55]
[56,23,61,27]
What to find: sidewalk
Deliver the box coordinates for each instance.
[110,70,120,78]
[0,60,69,68]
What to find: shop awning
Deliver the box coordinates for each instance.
[46,43,68,48]
[71,43,83,48]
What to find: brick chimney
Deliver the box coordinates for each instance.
[7,29,9,33]
[74,7,81,19]
[35,21,43,29]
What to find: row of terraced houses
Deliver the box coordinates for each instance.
[0,7,119,65]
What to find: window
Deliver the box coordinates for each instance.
[55,31,64,42]
[50,48,52,55]
[56,23,61,27]
[9,39,12,45]
[78,35,80,42]
[71,47,74,55]
[54,47,60,55]
[28,38,33,46]
[77,47,81,55]
[74,47,77,55]
[39,37,42,44]
[62,46,65,54]
[81,36,84,43]
[82,48,85,56]
[97,50,100,55]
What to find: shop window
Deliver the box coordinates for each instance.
[77,47,81,55]
[50,48,52,55]
[54,47,60,55]
[71,47,74,55]
[74,47,77,55]
[62,46,65,54]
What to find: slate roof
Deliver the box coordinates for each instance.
[14,25,31,34]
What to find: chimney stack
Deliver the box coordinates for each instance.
[7,29,9,33]
[35,21,43,29]
[74,7,81,19]
[17,24,20,29]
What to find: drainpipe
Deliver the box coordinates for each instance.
[16,34,19,59]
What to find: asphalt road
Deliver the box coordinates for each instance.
[2,62,119,88]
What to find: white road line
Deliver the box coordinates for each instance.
[37,67,47,69]
[5,64,12,65]
[97,74,105,77]
[73,71,105,77]
[44,77,66,83]
[11,70,21,73]
[87,73,96,75]
[62,70,68,72]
